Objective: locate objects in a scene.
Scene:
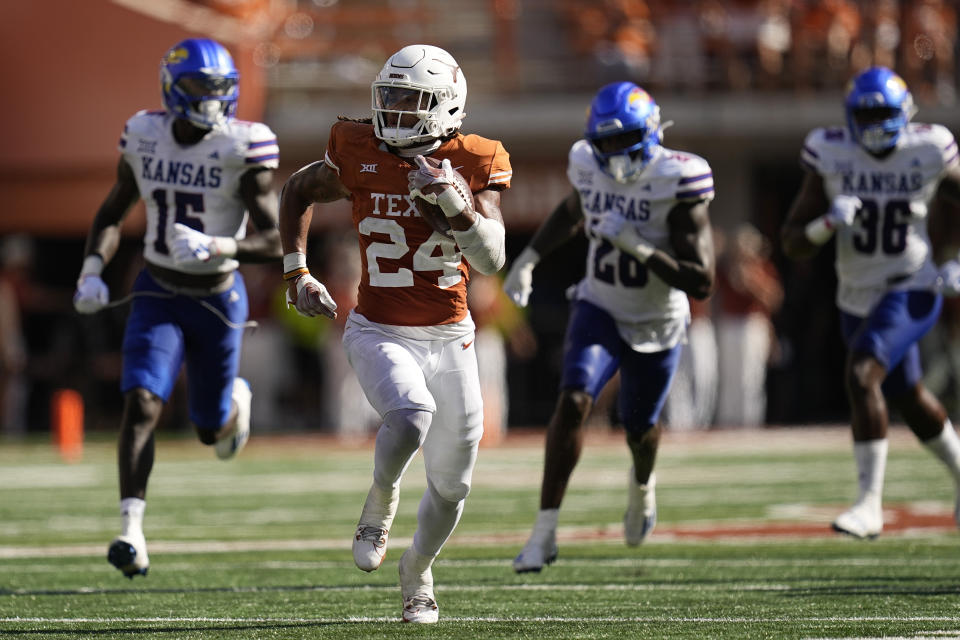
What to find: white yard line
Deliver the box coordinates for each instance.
[3,615,960,624]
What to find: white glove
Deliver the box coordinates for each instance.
[825,195,862,228]
[593,214,626,241]
[937,260,960,297]
[170,223,238,265]
[285,272,338,319]
[503,247,539,307]
[408,155,456,205]
[595,215,656,262]
[74,275,109,314]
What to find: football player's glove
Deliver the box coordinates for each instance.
[73,275,109,314]
[503,247,539,308]
[408,155,471,217]
[170,223,237,265]
[595,215,655,263]
[408,156,455,205]
[826,194,862,228]
[937,260,960,297]
[286,272,337,319]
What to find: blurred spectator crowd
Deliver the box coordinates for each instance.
[558,0,958,103]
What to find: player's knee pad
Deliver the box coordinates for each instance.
[382,407,433,451]
[426,470,471,504]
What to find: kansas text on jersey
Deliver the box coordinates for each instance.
[567,141,714,351]
[801,123,958,314]
[120,110,279,275]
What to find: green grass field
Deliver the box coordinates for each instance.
[1,426,959,639]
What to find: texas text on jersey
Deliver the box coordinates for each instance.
[324,120,512,326]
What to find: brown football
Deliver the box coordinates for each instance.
[411,156,474,238]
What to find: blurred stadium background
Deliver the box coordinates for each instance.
[4,0,960,440]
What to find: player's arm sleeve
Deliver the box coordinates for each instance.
[484,140,512,191]
[799,128,830,176]
[323,121,346,177]
[928,124,959,175]
[674,156,715,204]
[244,123,280,170]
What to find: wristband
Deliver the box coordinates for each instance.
[437,187,468,218]
[630,240,656,263]
[804,215,836,245]
[283,268,309,281]
[80,254,104,277]
[283,252,308,273]
[213,236,238,258]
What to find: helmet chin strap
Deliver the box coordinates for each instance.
[606,155,642,183]
[389,138,442,158]
[859,126,896,153]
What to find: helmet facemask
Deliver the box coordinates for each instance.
[588,111,661,183]
[160,39,239,130]
[849,104,911,154]
[167,73,238,129]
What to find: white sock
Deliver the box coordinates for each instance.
[922,420,960,484]
[404,545,435,576]
[853,439,888,503]
[412,483,463,558]
[531,508,559,543]
[358,482,400,528]
[120,497,145,537]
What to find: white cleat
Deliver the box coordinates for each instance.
[625,470,657,546]
[832,497,882,539]
[512,535,558,574]
[399,548,438,624]
[353,525,389,572]
[107,532,149,578]
[215,378,251,460]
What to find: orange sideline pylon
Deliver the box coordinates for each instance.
[51,388,84,462]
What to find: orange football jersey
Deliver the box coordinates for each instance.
[324,121,512,326]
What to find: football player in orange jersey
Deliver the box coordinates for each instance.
[278,44,511,624]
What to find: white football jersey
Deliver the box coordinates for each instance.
[119,110,280,274]
[801,123,958,315]
[568,140,715,352]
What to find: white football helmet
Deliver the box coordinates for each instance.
[372,44,467,147]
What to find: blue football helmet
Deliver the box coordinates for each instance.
[160,38,239,129]
[585,82,663,183]
[845,66,916,155]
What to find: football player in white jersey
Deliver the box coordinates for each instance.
[503,82,715,572]
[72,38,281,577]
[782,66,960,539]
